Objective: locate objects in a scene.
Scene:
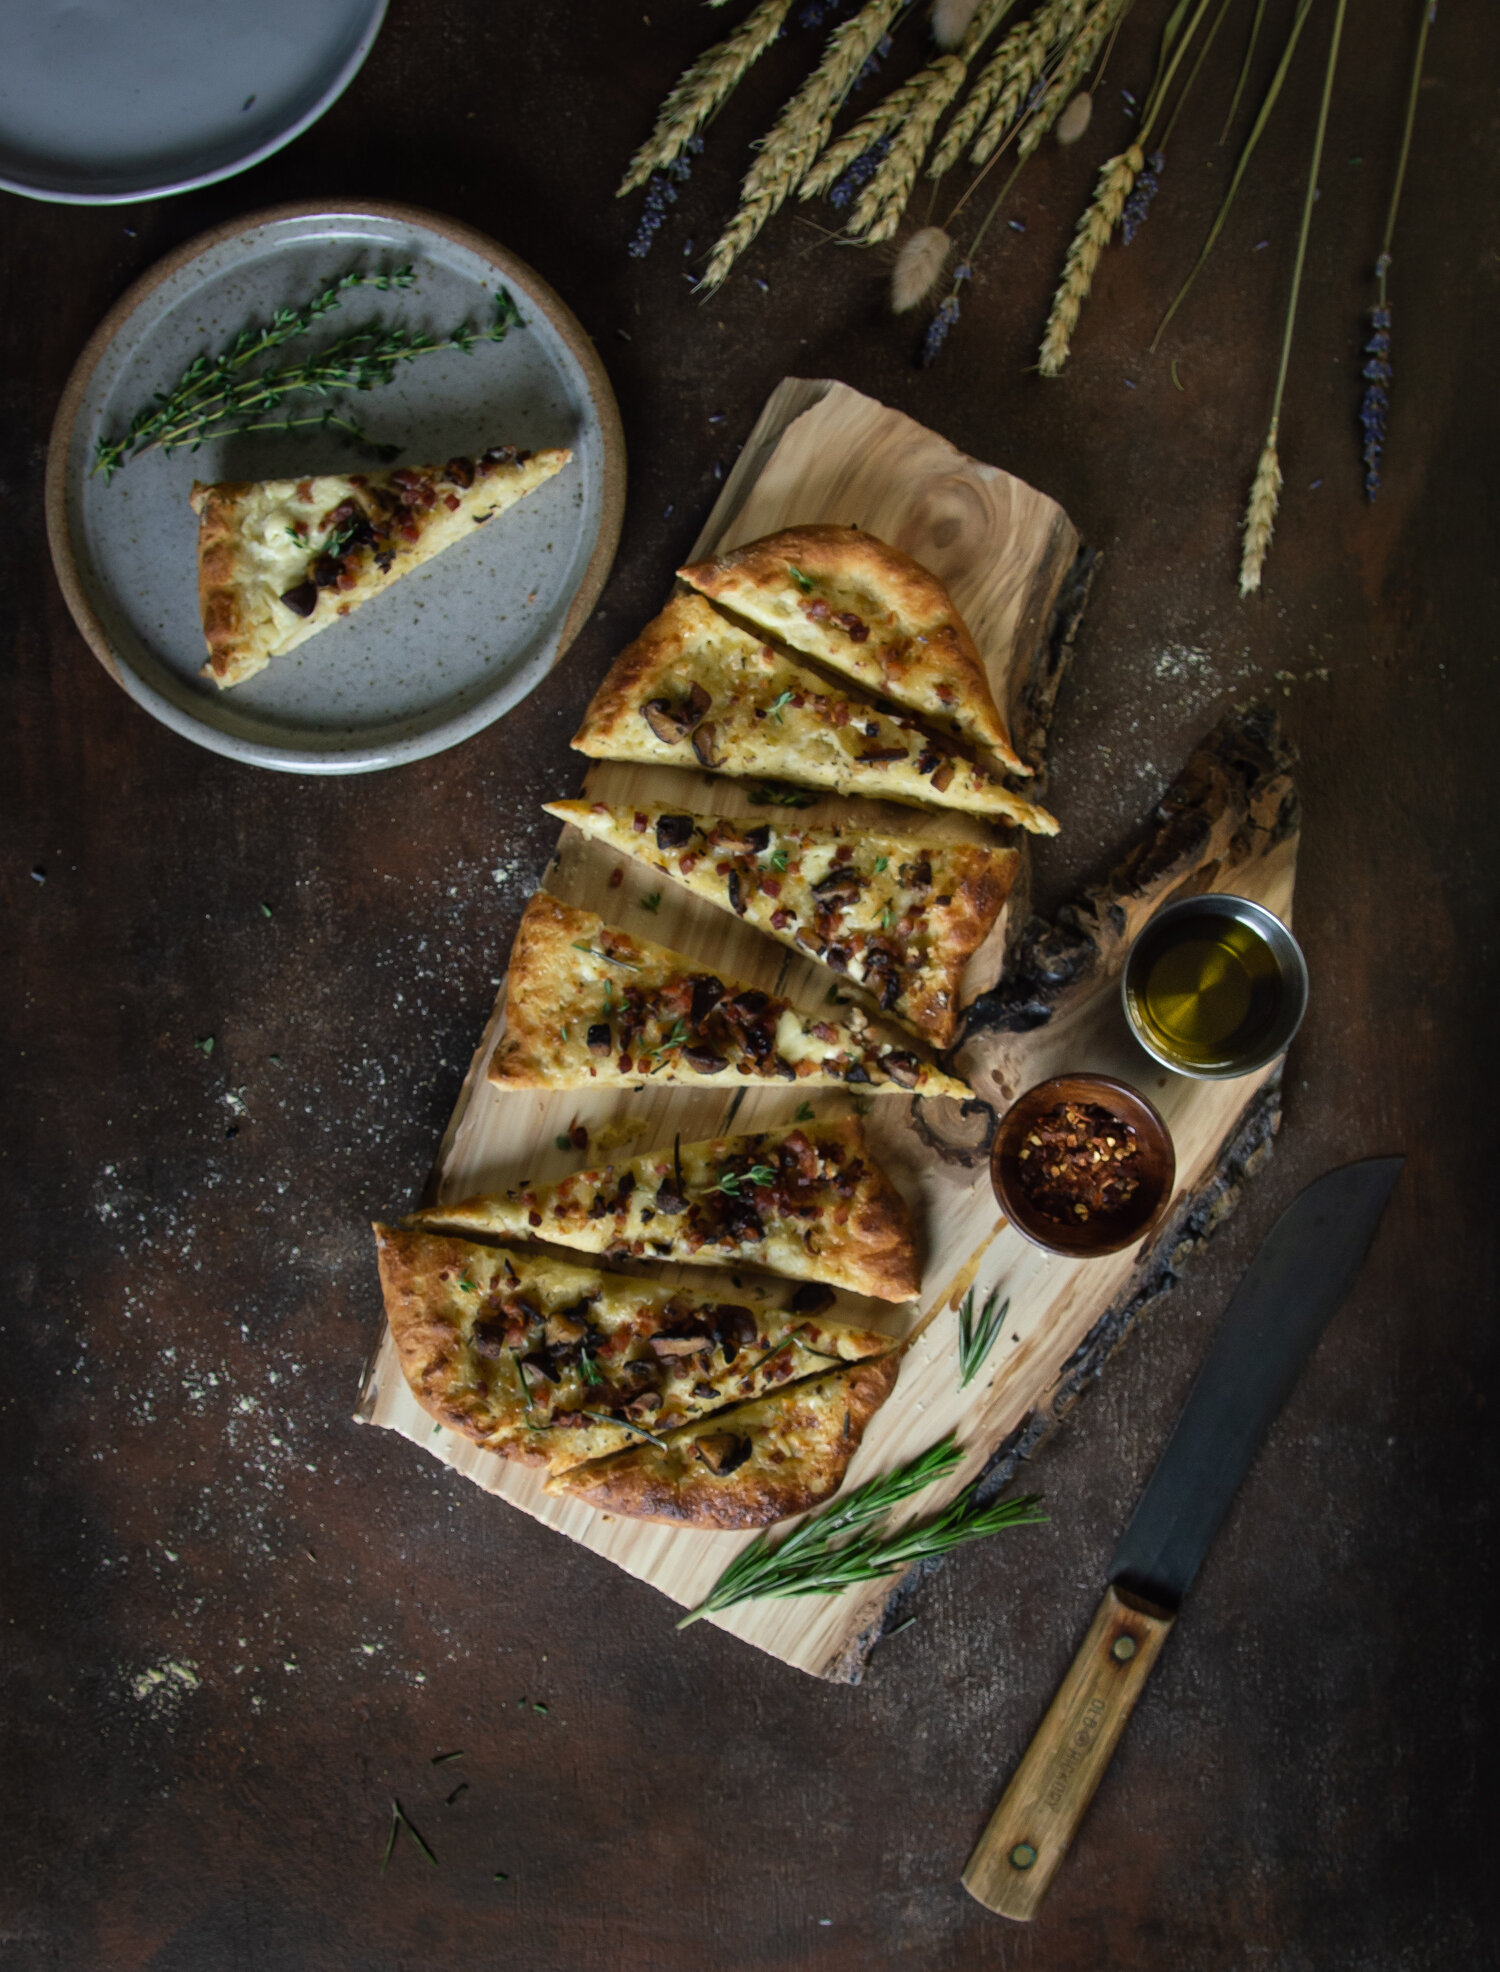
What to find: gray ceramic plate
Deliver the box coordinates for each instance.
[0,0,387,204]
[46,203,626,774]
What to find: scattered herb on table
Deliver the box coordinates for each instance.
[194,1036,215,1055]
[93,270,524,479]
[382,1799,438,1870]
[642,890,663,913]
[958,1284,1010,1388]
[430,1750,464,1766]
[679,1435,1045,1625]
[794,1101,815,1122]
[555,1134,575,1152]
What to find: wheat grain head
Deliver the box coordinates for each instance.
[699,0,904,293]
[1238,421,1282,596]
[620,0,795,196]
[1037,142,1142,376]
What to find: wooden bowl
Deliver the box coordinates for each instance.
[990,1074,1176,1259]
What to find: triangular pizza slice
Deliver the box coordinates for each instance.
[190,443,570,687]
[570,594,1057,835]
[546,798,1018,1047]
[543,1355,901,1528]
[486,893,971,1100]
[679,522,1027,776]
[412,1116,919,1302]
[373,1223,895,1476]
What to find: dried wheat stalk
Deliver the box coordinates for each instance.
[1238,420,1282,595]
[1014,0,1131,162]
[799,70,928,201]
[619,0,795,196]
[700,0,905,293]
[1037,143,1143,375]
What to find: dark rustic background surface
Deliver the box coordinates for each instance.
[4,4,1497,1967]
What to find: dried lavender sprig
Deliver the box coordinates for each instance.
[93,288,524,479]
[1120,149,1164,242]
[828,135,891,208]
[920,265,970,364]
[627,139,703,258]
[1361,0,1435,500]
[1359,305,1391,500]
[1240,0,1347,595]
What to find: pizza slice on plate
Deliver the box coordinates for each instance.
[412,1115,919,1302]
[546,798,1018,1048]
[570,594,1056,836]
[190,443,570,688]
[678,523,1027,776]
[486,893,971,1100]
[543,1355,901,1528]
[373,1223,896,1482]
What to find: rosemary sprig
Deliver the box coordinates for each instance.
[580,1408,670,1449]
[382,1799,438,1870]
[679,1435,1045,1625]
[93,275,523,479]
[958,1285,1010,1387]
[571,941,641,971]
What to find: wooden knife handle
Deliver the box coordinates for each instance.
[961,1584,1175,1922]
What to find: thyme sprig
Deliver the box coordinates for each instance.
[958,1285,1010,1388]
[93,271,524,479]
[715,1164,776,1195]
[678,1435,1045,1626]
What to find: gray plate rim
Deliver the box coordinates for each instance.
[0,1,389,206]
[44,199,628,777]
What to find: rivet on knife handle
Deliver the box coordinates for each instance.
[961,1585,1174,1922]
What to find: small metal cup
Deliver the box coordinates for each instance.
[1121,894,1308,1080]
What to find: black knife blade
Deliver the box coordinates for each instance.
[1108,1154,1404,1611]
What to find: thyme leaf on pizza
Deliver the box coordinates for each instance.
[546,799,1019,1048]
[95,275,523,478]
[678,1436,1046,1625]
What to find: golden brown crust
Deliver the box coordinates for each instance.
[373,1222,897,1478]
[190,482,259,685]
[570,593,1056,836]
[543,1354,902,1528]
[679,523,1024,775]
[546,799,1019,1048]
[413,1114,920,1302]
[486,892,973,1101]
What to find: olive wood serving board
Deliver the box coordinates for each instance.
[355,378,1298,1682]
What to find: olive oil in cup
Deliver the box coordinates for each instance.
[1122,895,1308,1079]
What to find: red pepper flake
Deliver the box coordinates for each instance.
[1014,1101,1142,1226]
[633,812,648,833]
[680,854,699,875]
[608,868,623,888]
[770,908,791,929]
[444,493,461,511]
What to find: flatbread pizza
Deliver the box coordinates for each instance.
[679,522,1026,775]
[412,1116,919,1302]
[546,798,1018,1047]
[487,893,971,1100]
[373,1224,897,1493]
[570,594,1057,835]
[191,444,569,687]
[544,1356,901,1529]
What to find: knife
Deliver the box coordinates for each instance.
[961,1155,1404,1922]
